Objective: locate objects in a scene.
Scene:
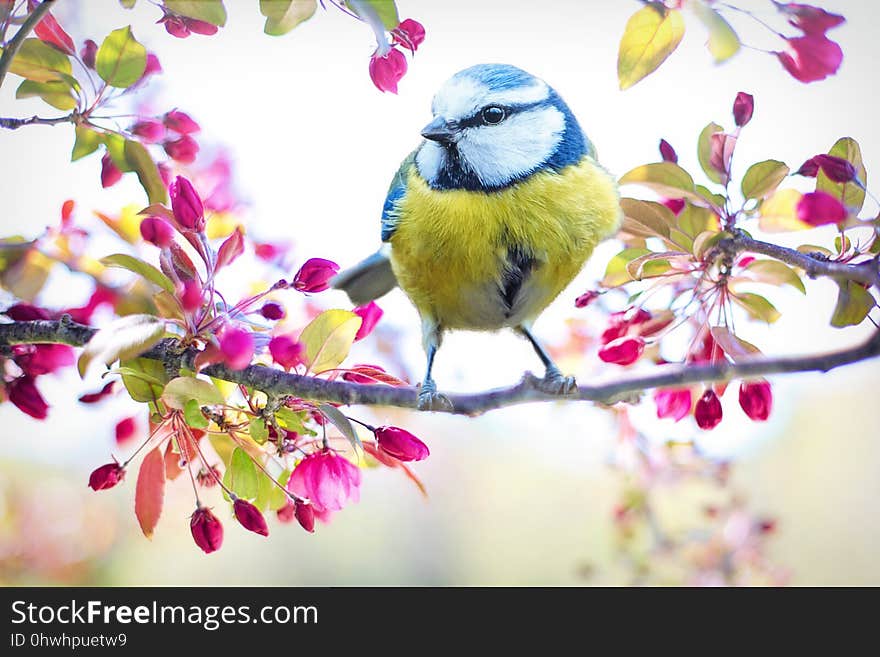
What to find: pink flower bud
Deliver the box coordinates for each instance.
[8,376,49,419]
[163,110,200,135]
[81,39,97,69]
[88,461,125,491]
[795,157,820,177]
[185,18,219,36]
[269,335,303,370]
[814,154,857,183]
[391,18,426,53]
[658,139,677,163]
[169,176,205,231]
[260,302,285,320]
[219,326,255,371]
[163,134,199,164]
[178,278,203,312]
[190,507,224,553]
[115,416,136,444]
[162,14,190,38]
[14,343,74,376]
[100,153,122,188]
[78,381,115,404]
[776,34,843,83]
[695,389,723,430]
[369,46,408,94]
[353,301,383,341]
[157,162,172,187]
[233,498,269,536]
[738,380,773,421]
[796,190,847,226]
[374,426,430,462]
[142,53,162,78]
[4,303,50,320]
[293,258,339,293]
[598,336,645,365]
[653,388,692,422]
[294,500,315,533]
[575,290,600,308]
[130,118,165,143]
[140,216,175,248]
[732,92,754,127]
[777,3,845,35]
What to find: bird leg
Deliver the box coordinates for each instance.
[518,325,577,395]
[417,326,453,411]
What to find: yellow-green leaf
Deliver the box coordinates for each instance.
[619,162,701,201]
[260,0,316,35]
[350,0,399,30]
[96,26,146,88]
[223,448,259,501]
[117,358,169,404]
[602,247,652,287]
[101,253,175,294]
[743,260,806,294]
[162,376,225,410]
[124,139,168,204]
[72,126,102,161]
[691,1,740,63]
[697,122,724,185]
[732,292,780,324]
[710,326,761,361]
[78,314,166,377]
[165,0,227,26]
[830,280,875,327]
[617,4,685,90]
[758,188,806,232]
[741,160,789,201]
[677,203,717,239]
[3,39,71,82]
[15,76,77,110]
[619,198,674,240]
[184,398,209,429]
[817,137,867,215]
[299,309,362,374]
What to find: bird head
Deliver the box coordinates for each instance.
[415,64,591,191]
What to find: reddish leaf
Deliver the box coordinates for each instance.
[163,439,184,481]
[215,226,244,272]
[342,364,409,386]
[135,446,166,538]
[34,11,76,55]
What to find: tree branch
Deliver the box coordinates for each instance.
[0,0,57,89]
[1,316,878,417]
[0,113,75,130]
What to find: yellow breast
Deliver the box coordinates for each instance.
[388,155,621,330]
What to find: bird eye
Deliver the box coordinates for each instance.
[481,105,506,125]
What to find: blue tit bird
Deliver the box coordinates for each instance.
[332,63,622,410]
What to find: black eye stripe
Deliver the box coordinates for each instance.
[455,100,547,130]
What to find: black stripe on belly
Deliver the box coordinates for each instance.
[500,245,536,315]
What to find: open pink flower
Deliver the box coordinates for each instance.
[353,301,383,341]
[777,34,843,83]
[369,47,408,94]
[219,326,255,371]
[269,335,303,370]
[288,451,361,513]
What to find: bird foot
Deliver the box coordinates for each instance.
[417,380,453,411]
[534,367,578,396]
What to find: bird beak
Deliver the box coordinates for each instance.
[421,117,457,144]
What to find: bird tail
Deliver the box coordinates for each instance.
[331,248,397,306]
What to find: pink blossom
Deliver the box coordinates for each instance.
[287,451,361,513]
[369,47,408,94]
[140,216,175,248]
[164,134,199,164]
[8,376,49,419]
[353,301,383,341]
[814,154,857,183]
[374,426,429,462]
[88,461,125,491]
[130,118,165,143]
[4,303,50,321]
[269,335,304,370]
[233,499,269,537]
[14,344,74,376]
[695,390,723,430]
[190,507,224,553]
[100,153,122,188]
[219,326,255,371]
[796,190,847,226]
[777,34,843,83]
[169,176,205,231]
[391,18,426,53]
[598,336,645,365]
[777,3,845,35]
[115,416,137,444]
[739,380,773,421]
[293,258,339,293]
[654,388,693,422]
[163,110,200,135]
[178,279,203,312]
[732,92,754,127]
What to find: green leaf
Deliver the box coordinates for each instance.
[184,399,209,429]
[350,0,399,30]
[619,198,673,240]
[117,358,169,404]
[78,314,166,377]
[318,404,362,450]
[96,26,146,88]
[120,0,137,8]
[15,75,77,110]
[602,247,652,287]
[732,292,780,324]
[299,309,362,374]
[124,139,168,204]
[3,38,71,82]
[619,162,701,201]
[249,417,269,444]
[697,122,724,185]
[102,132,133,171]
[260,0,316,35]
[709,326,761,361]
[691,1,740,63]
[100,253,175,294]
[830,280,875,328]
[677,203,717,238]
[692,230,730,260]
[268,470,290,511]
[274,407,306,434]
[165,0,227,26]
[816,137,867,215]
[625,251,683,281]
[223,448,259,501]
[72,126,102,161]
[743,260,806,294]
[741,160,790,201]
[617,4,685,90]
[161,376,225,410]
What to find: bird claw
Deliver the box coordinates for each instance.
[417,381,453,411]
[534,367,578,396]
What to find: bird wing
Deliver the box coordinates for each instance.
[381,149,418,242]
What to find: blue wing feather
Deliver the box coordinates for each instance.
[381,150,417,242]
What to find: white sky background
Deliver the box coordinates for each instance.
[1,0,878,466]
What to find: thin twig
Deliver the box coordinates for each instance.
[0,113,76,130]
[0,0,57,89]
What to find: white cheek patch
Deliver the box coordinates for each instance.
[415,141,446,184]
[457,106,565,188]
